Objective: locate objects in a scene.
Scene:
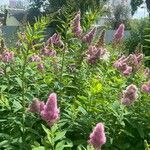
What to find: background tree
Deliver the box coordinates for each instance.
[27,0,107,24]
[27,0,48,24]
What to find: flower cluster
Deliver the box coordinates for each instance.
[29,54,41,62]
[86,30,109,64]
[71,12,109,65]
[28,98,45,113]
[87,45,107,64]
[28,93,59,126]
[114,53,143,76]
[28,54,44,71]
[0,51,14,63]
[82,27,97,44]
[141,81,150,93]
[113,23,125,44]
[89,123,106,149]
[70,11,82,37]
[46,33,64,49]
[42,46,56,57]
[144,68,150,77]
[42,33,64,56]
[121,84,138,106]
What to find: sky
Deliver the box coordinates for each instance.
[132,2,149,19]
[0,0,28,6]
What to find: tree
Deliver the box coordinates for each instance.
[48,0,107,14]
[27,0,48,24]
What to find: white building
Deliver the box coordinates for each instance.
[0,0,28,26]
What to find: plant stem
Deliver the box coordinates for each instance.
[60,50,65,80]
[21,48,29,149]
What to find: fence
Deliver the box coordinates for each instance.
[0,26,130,47]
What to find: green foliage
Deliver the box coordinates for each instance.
[125,18,150,55]
[48,0,106,14]
[0,12,150,150]
[32,124,73,150]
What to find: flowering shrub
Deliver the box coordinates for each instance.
[0,13,149,150]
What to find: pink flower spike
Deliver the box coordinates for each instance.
[37,63,44,71]
[71,11,82,37]
[86,46,100,64]
[28,98,45,113]
[123,66,132,76]
[1,51,14,62]
[113,23,125,44]
[40,93,59,126]
[121,84,138,106]
[82,27,97,44]
[51,33,64,48]
[42,46,56,57]
[29,54,41,62]
[45,93,58,111]
[144,68,150,77]
[89,123,106,149]
[141,81,150,93]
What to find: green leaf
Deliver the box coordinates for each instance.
[32,146,45,150]
[78,106,87,115]
[54,130,66,142]
[0,140,9,148]
[55,141,66,150]
[12,100,22,112]
[15,77,22,88]
[0,85,7,92]
[55,140,73,150]
[41,124,50,135]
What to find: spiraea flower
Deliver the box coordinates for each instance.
[114,53,143,75]
[51,33,64,48]
[121,84,138,106]
[46,37,53,47]
[89,123,106,150]
[82,27,97,44]
[42,46,56,57]
[41,93,59,126]
[113,23,125,44]
[29,54,41,62]
[128,53,143,70]
[0,51,14,63]
[141,81,150,93]
[114,55,132,76]
[46,33,64,48]
[28,93,60,126]
[71,11,82,37]
[37,63,44,71]
[86,30,109,64]
[87,46,101,64]
[144,68,150,77]
[28,98,45,113]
